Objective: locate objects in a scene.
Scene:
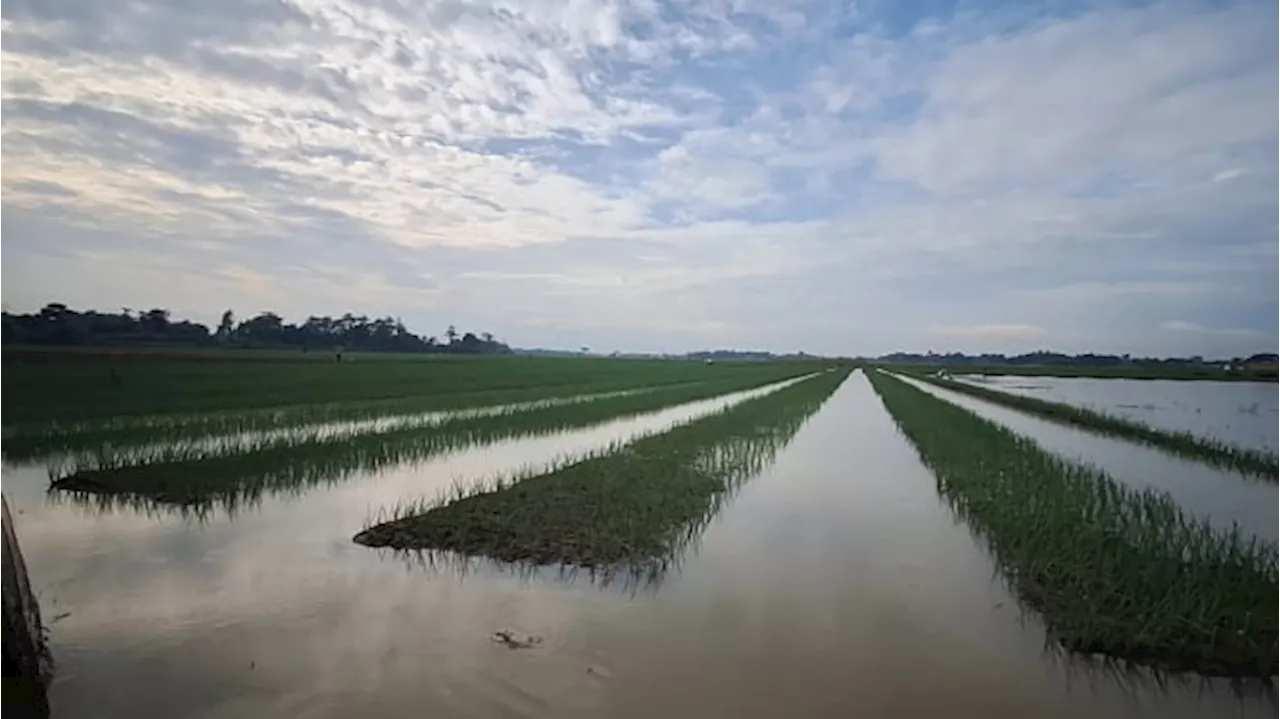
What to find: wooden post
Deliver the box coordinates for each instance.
[0,491,49,716]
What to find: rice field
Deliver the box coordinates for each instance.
[910,372,1279,478]
[955,373,1278,453]
[3,357,806,461]
[868,371,1277,677]
[47,370,816,509]
[3,354,1276,718]
[2,351,802,425]
[354,369,848,571]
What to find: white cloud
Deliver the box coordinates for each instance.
[1,0,1275,356]
[873,3,1275,194]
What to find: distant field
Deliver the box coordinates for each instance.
[1,345,817,426]
[2,345,462,364]
[880,363,1276,382]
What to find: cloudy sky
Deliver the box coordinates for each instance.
[2,0,1276,356]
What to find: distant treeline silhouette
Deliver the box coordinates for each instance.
[1,304,512,355]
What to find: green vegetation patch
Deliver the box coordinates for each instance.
[50,370,814,508]
[7,379,709,463]
[354,369,850,570]
[3,352,811,427]
[867,372,1277,678]
[909,372,1278,479]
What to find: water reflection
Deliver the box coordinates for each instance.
[3,379,728,463]
[5,371,1273,719]
[897,374,1279,542]
[960,375,1279,453]
[354,373,841,575]
[368,547,676,597]
[45,376,812,518]
[9,387,658,467]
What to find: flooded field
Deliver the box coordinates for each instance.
[2,369,1275,718]
[959,375,1279,453]
[901,376,1278,542]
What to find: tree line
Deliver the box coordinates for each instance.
[1,304,512,355]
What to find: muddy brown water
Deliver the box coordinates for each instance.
[2,371,1272,718]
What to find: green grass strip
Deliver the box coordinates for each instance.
[4,354,817,425]
[5,365,810,462]
[50,370,815,508]
[907,372,1278,479]
[868,371,1277,678]
[354,369,850,570]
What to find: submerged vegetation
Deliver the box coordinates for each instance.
[907,372,1278,479]
[48,371,815,508]
[354,369,850,571]
[867,371,1277,678]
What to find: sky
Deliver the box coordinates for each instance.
[1,0,1276,357]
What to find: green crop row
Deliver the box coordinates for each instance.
[354,369,851,574]
[3,353,815,426]
[5,384,672,464]
[50,370,816,509]
[867,371,1277,678]
[5,360,814,460]
[904,372,1278,479]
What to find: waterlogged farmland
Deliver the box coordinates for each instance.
[958,374,1279,454]
[2,353,1275,718]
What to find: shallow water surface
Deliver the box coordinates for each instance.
[901,374,1278,542]
[3,372,1271,718]
[959,375,1279,453]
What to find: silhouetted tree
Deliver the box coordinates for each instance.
[216,310,235,340]
[2,304,510,355]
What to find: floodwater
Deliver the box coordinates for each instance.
[958,375,1279,453]
[2,371,1272,718]
[900,375,1279,542]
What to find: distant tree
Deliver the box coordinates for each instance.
[237,312,285,345]
[0,313,18,345]
[2,304,510,355]
[140,308,171,335]
[216,310,235,340]
[40,303,68,318]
